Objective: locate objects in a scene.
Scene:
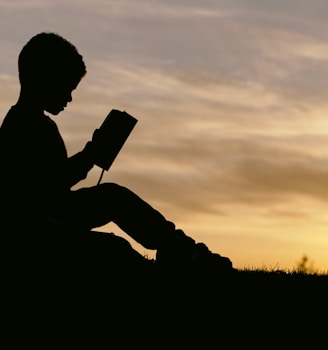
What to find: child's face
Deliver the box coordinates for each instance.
[42,76,80,116]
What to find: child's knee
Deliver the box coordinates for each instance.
[98,182,134,202]
[100,182,126,194]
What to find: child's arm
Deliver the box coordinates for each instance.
[66,140,95,188]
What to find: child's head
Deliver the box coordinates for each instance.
[18,32,87,115]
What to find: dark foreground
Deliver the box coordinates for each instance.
[3,231,328,347]
[4,261,327,347]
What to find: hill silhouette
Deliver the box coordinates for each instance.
[2,227,327,348]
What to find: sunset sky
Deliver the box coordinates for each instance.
[1,0,328,272]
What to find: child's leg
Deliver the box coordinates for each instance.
[72,182,194,250]
[71,183,233,270]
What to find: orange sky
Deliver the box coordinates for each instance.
[1,1,328,272]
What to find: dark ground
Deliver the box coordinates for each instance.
[3,231,327,347]
[4,263,327,347]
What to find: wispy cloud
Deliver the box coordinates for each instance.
[1,0,328,269]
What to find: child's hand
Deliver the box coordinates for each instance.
[81,129,101,166]
[92,128,101,144]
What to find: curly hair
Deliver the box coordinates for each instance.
[18,32,87,87]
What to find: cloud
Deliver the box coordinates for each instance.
[0,74,19,116]
[55,54,328,224]
[2,0,328,269]
[0,0,47,9]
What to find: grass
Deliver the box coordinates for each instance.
[5,257,326,347]
[103,264,327,346]
[4,232,327,346]
[237,265,328,276]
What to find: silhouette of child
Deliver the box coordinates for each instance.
[0,32,233,272]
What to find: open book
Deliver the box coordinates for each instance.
[93,109,138,171]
